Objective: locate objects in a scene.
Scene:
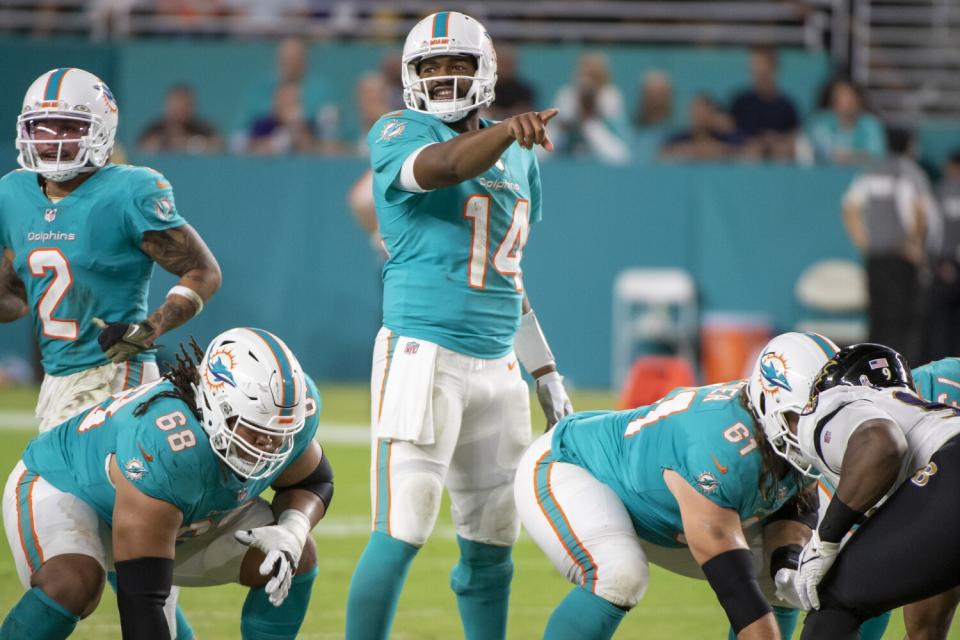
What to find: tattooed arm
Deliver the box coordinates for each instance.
[140,224,221,339]
[0,249,28,323]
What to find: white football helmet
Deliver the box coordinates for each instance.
[401,11,497,123]
[195,328,307,481]
[747,331,840,477]
[16,68,119,182]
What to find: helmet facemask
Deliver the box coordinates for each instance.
[759,399,820,478]
[16,111,107,182]
[403,55,494,123]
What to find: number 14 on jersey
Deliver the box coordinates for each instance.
[464,195,530,291]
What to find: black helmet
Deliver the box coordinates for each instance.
[810,343,915,403]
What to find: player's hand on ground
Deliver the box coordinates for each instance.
[235,523,304,607]
[773,568,805,610]
[536,371,573,431]
[796,530,840,610]
[503,108,559,151]
[92,317,156,363]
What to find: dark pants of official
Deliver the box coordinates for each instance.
[866,255,923,365]
[800,435,960,640]
[924,259,960,362]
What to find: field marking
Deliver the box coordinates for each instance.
[0,411,371,444]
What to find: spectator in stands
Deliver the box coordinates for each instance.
[483,44,536,120]
[634,71,673,129]
[632,70,674,164]
[925,150,960,360]
[552,52,631,164]
[660,94,744,162]
[803,78,886,164]
[245,81,317,155]
[351,72,390,156]
[222,0,310,35]
[138,84,223,154]
[378,51,406,111]
[730,46,799,161]
[233,37,339,153]
[842,127,927,364]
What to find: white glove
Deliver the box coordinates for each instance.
[234,509,311,606]
[796,530,841,610]
[536,371,573,430]
[774,568,806,610]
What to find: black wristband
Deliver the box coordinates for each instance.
[702,548,772,634]
[819,497,864,544]
[115,556,173,640]
[769,544,802,580]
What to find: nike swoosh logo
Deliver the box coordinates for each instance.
[711,454,728,475]
[156,180,170,189]
[139,444,154,462]
[507,360,517,371]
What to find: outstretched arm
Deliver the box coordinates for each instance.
[665,470,780,640]
[412,109,559,190]
[0,249,28,323]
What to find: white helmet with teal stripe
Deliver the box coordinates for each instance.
[195,327,307,480]
[748,331,840,477]
[401,11,497,123]
[16,67,119,182]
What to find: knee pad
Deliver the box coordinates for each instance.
[595,558,648,609]
[390,472,443,546]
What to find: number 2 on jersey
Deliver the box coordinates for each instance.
[464,195,530,291]
[28,248,77,340]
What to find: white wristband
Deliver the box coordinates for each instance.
[278,509,311,550]
[515,310,556,374]
[167,285,203,317]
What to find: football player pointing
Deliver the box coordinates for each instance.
[0,68,221,433]
[346,11,572,640]
[0,328,331,640]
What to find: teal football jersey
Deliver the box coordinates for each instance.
[914,358,960,407]
[368,109,543,359]
[550,382,803,548]
[23,375,322,535]
[0,164,186,376]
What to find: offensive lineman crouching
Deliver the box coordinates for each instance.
[1,328,332,640]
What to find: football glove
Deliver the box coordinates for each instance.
[536,371,573,431]
[234,510,311,607]
[796,530,841,610]
[93,317,156,364]
[773,568,805,610]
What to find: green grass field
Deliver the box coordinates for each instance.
[0,384,923,638]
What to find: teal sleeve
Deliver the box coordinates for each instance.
[368,113,443,209]
[528,154,543,224]
[114,409,203,514]
[675,438,745,511]
[914,358,960,404]
[123,167,187,244]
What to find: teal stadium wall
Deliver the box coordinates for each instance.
[0,38,956,387]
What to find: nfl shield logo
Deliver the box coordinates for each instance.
[44,208,57,222]
[405,341,420,355]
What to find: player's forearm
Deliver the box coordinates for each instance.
[0,252,28,322]
[416,123,515,188]
[271,489,327,529]
[146,269,220,337]
[736,614,780,640]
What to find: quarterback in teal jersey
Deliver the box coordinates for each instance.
[346,11,573,640]
[514,333,848,640]
[0,67,221,433]
[0,328,332,640]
